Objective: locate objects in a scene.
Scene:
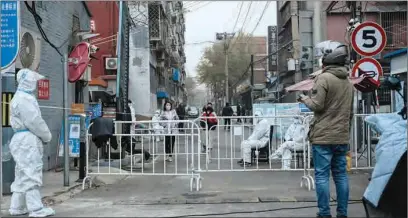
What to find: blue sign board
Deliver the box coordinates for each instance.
[299,103,311,113]
[88,103,102,120]
[1,1,19,69]
[58,115,81,157]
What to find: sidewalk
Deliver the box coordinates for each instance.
[1,166,128,215]
[1,171,80,212]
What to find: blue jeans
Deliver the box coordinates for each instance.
[312,145,349,217]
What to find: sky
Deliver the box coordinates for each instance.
[184,1,277,79]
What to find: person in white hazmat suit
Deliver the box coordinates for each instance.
[152,110,164,142]
[128,100,136,135]
[8,69,55,217]
[270,117,305,170]
[238,111,271,167]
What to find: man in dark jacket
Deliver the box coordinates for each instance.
[221,103,234,130]
[176,102,186,132]
[298,41,353,218]
[237,104,242,123]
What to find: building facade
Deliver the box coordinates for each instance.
[13,2,91,171]
[127,1,186,116]
[276,1,407,103]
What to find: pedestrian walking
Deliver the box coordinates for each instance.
[221,102,234,130]
[298,40,353,218]
[160,101,179,162]
[237,104,242,123]
[200,104,218,153]
[176,102,186,132]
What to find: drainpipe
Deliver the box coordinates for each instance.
[116,1,123,117]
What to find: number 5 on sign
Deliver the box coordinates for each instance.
[351,21,387,57]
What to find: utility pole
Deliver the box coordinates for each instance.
[216,32,235,105]
[313,1,323,71]
[290,2,302,83]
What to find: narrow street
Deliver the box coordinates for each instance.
[1,1,406,217]
[49,126,371,217]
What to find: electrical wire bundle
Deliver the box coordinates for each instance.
[24,1,63,57]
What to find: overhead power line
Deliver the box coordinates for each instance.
[231,2,244,32]
[228,1,253,51]
[245,1,271,44]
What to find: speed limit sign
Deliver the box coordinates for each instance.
[351,21,387,57]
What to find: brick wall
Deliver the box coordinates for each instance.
[20,2,91,170]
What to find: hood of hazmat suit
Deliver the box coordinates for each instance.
[363,113,407,208]
[8,69,55,217]
[152,110,162,128]
[248,111,271,141]
[284,117,305,144]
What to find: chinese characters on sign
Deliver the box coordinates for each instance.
[267,26,278,74]
[37,79,50,100]
[1,1,19,70]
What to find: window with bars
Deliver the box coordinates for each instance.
[381,12,407,48]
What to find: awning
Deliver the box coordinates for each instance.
[157,91,169,99]
[285,77,364,92]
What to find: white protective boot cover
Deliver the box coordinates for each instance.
[9,192,28,216]
[26,189,55,217]
[282,149,292,170]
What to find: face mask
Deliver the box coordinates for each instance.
[166,106,171,111]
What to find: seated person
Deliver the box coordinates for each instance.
[238,111,270,167]
[152,110,164,142]
[269,117,305,170]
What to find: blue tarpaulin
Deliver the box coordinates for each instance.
[172,68,180,82]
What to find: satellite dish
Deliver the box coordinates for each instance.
[20,32,36,68]
[68,42,91,83]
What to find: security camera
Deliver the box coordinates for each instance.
[89,45,99,54]
[348,18,359,26]
[347,18,361,32]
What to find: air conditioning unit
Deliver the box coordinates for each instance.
[105,58,118,70]
[79,64,92,82]
[15,27,42,70]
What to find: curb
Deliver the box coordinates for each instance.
[42,183,84,206]
[113,195,363,205]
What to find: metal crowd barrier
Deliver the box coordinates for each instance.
[82,120,203,191]
[299,113,378,192]
[81,114,378,192]
[192,115,314,191]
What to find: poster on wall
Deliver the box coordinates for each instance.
[58,115,81,157]
[252,103,275,125]
[274,103,300,138]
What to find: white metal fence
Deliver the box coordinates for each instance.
[82,120,202,191]
[82,114,377,192]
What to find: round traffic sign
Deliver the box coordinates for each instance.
[351,57,383,86]
[351,21,387,57]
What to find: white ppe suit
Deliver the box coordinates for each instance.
[129,103,136,135]
[270,117,305,170]
[241,117,271,163]
[152,110,164,142]
[8,69,55,217]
